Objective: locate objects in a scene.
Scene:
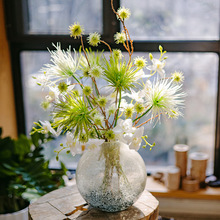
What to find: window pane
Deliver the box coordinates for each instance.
[20,51,218,173]
[121,0,220,40]
[26,0,102,34]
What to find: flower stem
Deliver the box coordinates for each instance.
[133,106,153,123]
[80,35,90,68]
[100,40,112,53]
[114,90,122,127]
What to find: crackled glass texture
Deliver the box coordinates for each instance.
[76,142,147,212]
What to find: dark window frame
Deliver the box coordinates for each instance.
[3,0,220,178]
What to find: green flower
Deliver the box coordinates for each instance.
[105,130,115,140]
[112,49,123,60]
[40,101,50,110]
[114,32,126,44]
[89,129,96,138]
[107,105,116,115]
[93,114,104,126]
[79,133,88,143]
[58,82,68,93]
[117,7,131,20]
[124,106,134,118]
[97,96,108,107]
[134,103,144,114]
[103,56,138,92]
[53,93,93,137]
[171,71,184,84]
[83,86,92,96]
[87,32,101,47]
[69,22,84,39]
[134,57,147,68]
[89,65,103,78]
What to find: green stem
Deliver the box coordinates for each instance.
[133,106,153,123]
[114,90,122,127]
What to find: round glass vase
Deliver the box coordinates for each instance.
[76,141,147,212]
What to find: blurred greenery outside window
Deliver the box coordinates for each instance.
[5,0,220,175]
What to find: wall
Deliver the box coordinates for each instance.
[0,0,17,138]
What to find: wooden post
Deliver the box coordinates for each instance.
[0,0,17,138]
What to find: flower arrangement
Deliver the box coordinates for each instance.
[31,0,185,160]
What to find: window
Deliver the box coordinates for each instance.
[4,0,220,177]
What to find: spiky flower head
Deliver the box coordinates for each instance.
[58,82,68,93]
[89,129,96,139]
[134,56,147,68]
[114,32,126,44]
[145,79,185,119]
[83,85,92,96]
[52,93,93,137]
[87,32,101,47]
[105,130,115,140]
[124,106,134,118]
[134,103,144,114]
[117,6,131,20]
[41,43,79,82]
[40,101,50,110]
[93,114,104,126]
[89,65,103,78]
[79,133,88,143]
[171,71,184,84]
[107,105,116,115]
[97,96,108,107]
[112,49,123,60]
[69,22,84,39]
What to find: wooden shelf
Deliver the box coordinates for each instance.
[146,176,220,200]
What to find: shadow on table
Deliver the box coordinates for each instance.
[75,205,145,219]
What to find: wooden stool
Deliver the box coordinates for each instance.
[29,185,159,220]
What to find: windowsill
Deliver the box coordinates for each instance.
[146,176,220,200]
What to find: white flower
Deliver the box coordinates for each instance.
[113,119,136,134]
[120,99,134,110]
[41,43,79,82]
[117,7,131,20]
[40,120,57,136]
[66,132,84,156]
[114,32,126,44]
[134,69,150,81]
[123,89,144,103]
[47,80,76,103]
[147,58,166,77]
[34,73,50,89]
[107,105,116,115]
[145,79,185,119]
[126,127,144,151]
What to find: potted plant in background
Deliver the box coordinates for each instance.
[0,127,67,220]
[31,0,185,212]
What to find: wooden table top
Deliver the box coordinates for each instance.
[29,184,159,220]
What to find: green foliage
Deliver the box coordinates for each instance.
[0,128,67,214]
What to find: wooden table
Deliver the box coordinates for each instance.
[29,185,159,220]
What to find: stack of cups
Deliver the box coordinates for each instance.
[189,152,208,188]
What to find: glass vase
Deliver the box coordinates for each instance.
[76,141,147,212]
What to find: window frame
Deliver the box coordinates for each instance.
[3,0,220,178]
